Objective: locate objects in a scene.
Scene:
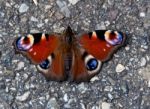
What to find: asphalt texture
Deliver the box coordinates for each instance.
[0,0,150,109]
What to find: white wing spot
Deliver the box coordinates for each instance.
[106,44,111,47]
[29,48,33,52]
[33,52,37,55]
[92,31,97,39]
[41,33,45,40]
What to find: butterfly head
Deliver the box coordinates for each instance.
[104,30,123,45]
[16,34,34,51]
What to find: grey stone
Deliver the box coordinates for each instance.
[140,57,146,67]
[108,93,113,100]
[104,86,113,92]
[56,0,70,17]
[0,98,11,109]
[30,16,38,22]
[16,91,30,101]
[33,0,38,6]
[101,102,111,109]
[19,3,29,13]
[63,93,69,102]
[120,82,129,94]
[0,37,4,45]
[68,0,80,5]
[116,64,125,73]
[77,83,87,93]
[90,76,99,82]
[139,65,150,82]
[139,12,145,17]
[46,98,60,109]
[16,61,25,70]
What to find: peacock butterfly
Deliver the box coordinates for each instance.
[13,26,126,82]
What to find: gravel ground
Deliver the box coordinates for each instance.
[0,0,150,109]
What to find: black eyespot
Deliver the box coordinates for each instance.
[39,59,50,69]
[24,36,28,41]
[86,58,98,71]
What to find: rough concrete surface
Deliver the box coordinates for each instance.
[0,0,150,109]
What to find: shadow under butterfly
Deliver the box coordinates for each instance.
[13,26,126,83]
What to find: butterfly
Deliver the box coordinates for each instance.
[13,26,126,82]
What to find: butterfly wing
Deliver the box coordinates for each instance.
[14,33,59,63]
[37,46,67,81]
[79,30,126,62]
[70,48,102,82]
[14,33,66,81]
[70,30,126,82]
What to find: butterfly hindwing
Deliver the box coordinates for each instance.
[37,49,66,81]
[71,48,102,82]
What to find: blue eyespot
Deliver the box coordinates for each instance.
[105,31,123,45]
[86,59,98,71]
[39,59,50,69]
[16,37,24,50]
[16,35,34,51]
[116,33,123,43]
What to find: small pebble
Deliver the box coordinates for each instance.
[68,0,80,5]
[46,98,60,109]
[0,71,2,74]
[125,46,130,51]
[16,62,24,70]
[108,93,113,100]
[116,64,125,73]
[140,57,146,67]
[91,106,99,109]
[138,65,150,81]
[16,91,30,101]
[77,83,87,93]
[63,93,69,102]
[104,86,113,92]
[33,0,38,6]
[90,76,99,82]
[148,80,150,87]
[101,102,111,109]
[105,21,110,27]
[19,4,29,13]
[37,23,44,28]
[80,103,86,109]
[0,37,4,44]
[56,0,66,8]
[139,12,145,17]
[56,0,70,17]
[30,16,38,22]
[95,22,106,30]
[120,82,129,94]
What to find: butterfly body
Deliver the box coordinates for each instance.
[14,26,126,82]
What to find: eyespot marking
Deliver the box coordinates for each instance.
[16,34,34,51]
[104,30,123,45]
[84,54,102,75]
[37,55,52,73]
